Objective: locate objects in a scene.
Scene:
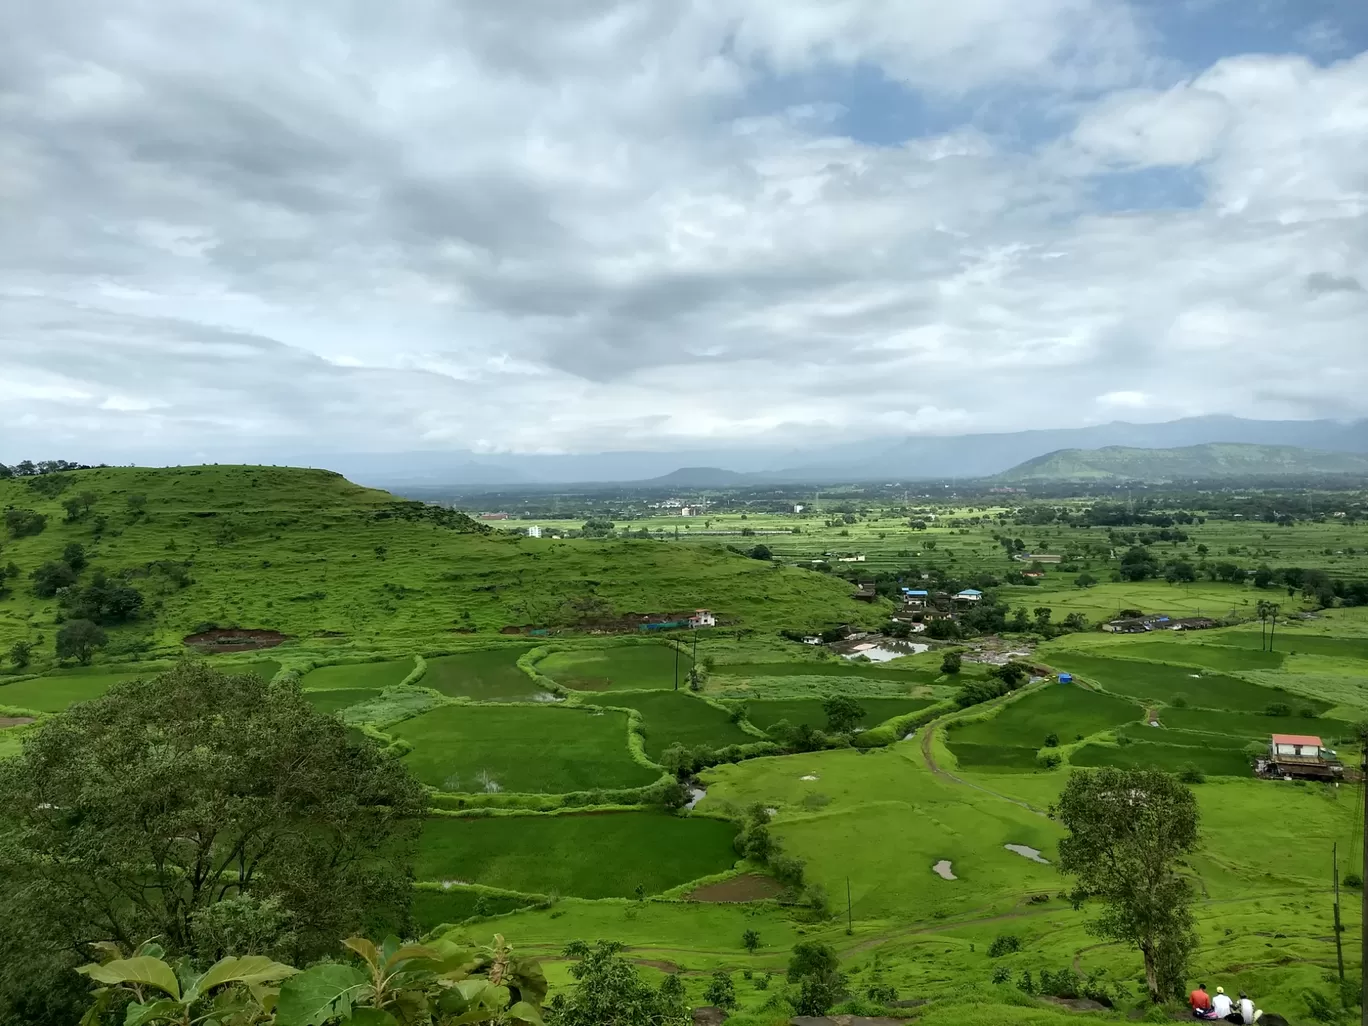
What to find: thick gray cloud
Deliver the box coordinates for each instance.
[0,1,1365,460]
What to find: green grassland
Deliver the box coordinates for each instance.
[422,648,549,701]
[1160,707,1356,742]
[617,691,754,757]
[742,697,934,733]
[1070,741,1252,776]
[304,688,382,715]
[412,887,537,930]
[300,658,412,690]
[392,704,660,793]
[536,643,694,691]
[416,812,737,897]
[0,466,883,667]
[714,660,936,683]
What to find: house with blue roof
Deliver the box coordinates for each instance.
[954,588,982,602]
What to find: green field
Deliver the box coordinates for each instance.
[946,743,1042,770]
[422,648,548,701]
[743,697,935,733]
[1075,638,1286,672]
[411,887,537,930]
[716,661,936,684]
[1160,707,1356,743]
[1201,630,1368,660]
[1071,742,1253,776]
[416,812,737,897]
[0,671,142,712]
[947,685,1143,750]
[616,691,754,757]
[392,704,660,793]
[537,644,694,691]
[300,658,411,690]
[1060,653,1317,713]
[304,688,382,715]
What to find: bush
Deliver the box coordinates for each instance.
[1178,764,1206,784]
[1299,707,1318,719]
[987,934,1021,957]
[703,970,737,1010]
[1170,694,1188,709]
[1265,703,1292,718]
[1037,752,1062,770]
[1044,732,1059,748]
[941,651,962,675]
[991,965,1011,984]
[1344,872,1362,888]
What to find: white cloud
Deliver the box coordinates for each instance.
[0,2,1365,461]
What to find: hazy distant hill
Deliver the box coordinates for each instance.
[999,443,1368,482]
[642,467,758,487]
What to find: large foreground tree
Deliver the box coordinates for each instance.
[1055,767,1200,1003]
[0,662,426,1025]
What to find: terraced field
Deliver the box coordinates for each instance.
[392,704,660,793]
[1060,653,1318,713]
[618,691,754,757]
[537,643,693,691]
[422,648,548,701]
[416,812,737,898]
[743,696,935,733]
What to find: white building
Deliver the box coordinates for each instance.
[688,609,717,627]
[793,504,805,514]
[526,525,542,538]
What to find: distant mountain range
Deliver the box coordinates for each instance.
[300,415,1368,488]
[998,443,1368,482]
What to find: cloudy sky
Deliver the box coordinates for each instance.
[2,0,1366,462]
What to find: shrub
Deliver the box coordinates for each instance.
[1344,872,1362,888]
[1037,752,1062,770]
[3,509,47,538]
[1044,732,1059,748]
[991,965,1011,984]
[1178,764,1206,784]
[988,934,1021,957]
[55,619,107,664]
[1170,694,1188,708]
[1299,707,1318,719]
[1265,703,1292,717]
[941,651,962,675]
[703,970,737,1010]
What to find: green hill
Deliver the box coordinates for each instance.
[998,442,1368,482]
[0,465,878,670]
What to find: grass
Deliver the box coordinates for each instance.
[616,691,753,757]
[0,671,144,712]
[947,743,1045,770]
[423,648,549,701]
[743,697,935,733]
[391,704,660,793]
[537,643,694,691]
[716,661,937,684]
[301,658,412,690]
[1080,638,1285,672]
[947,685,1143,749]
[305,688,382,715]
[1070,742,1253,776]
[415,812,737,897]
[412,887,537,930]
[1059,653,1319,713]
[1200,630,1368,659]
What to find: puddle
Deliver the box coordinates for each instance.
[1189,674,1201,679]
[763,806,778,818]
[932,860,956,880]
[440,879,471,889]
[530,692,564,703]
[800,774,819,781]
[1005,844,1050,864]
[1149,720,1160,727]
[844,643,929,662]
[684,786,706,811]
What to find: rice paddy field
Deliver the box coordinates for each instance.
[422,647,548,701]
[535,642,694,691]
[391,703,660,793]
[300,658,412,690]
[616,690,754,757]
[415,811,737,897]
[742,696,935,733]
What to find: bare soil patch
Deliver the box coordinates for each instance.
[687,873,783,902]
[183,628,289,652]
[0,717,35,728]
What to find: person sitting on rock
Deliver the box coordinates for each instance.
[1190,983,1214,1019]
[1210,986,1234,1021]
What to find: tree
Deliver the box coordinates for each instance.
[822,694,865,734]
[941,650,962,675]
[1074,573,1098,589]
[8,640,33,669]
[742,928,761,953]
[788,942,845,1016]
[548,940,689,1026]
[29,560,76,599]
[3,508,46,538]
[1118,547,1158,582]
[1055,767,1200,1003]
[61,542,87,572]
[54,618,106,664]
[62,570,144,625]
[0,663,427,1020]
[126,493,148,517]
[703,970,737,1010]
[749,544,772,560]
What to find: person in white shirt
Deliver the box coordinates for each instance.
[1238,992,1258,1024]
[1210,987,1234,1020]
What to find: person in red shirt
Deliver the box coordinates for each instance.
[1190,983,1214,1019]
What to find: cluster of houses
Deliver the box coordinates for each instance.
[1101,613,1219,634]
[887,586,983,617]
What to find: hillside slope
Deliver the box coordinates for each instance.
[0,466,878,670]
[998,443,1368,482]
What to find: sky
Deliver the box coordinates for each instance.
[2,0,1367,463]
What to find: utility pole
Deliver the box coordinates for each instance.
[846,877,853,935]
[673,641,679,692]
[1334,842,1345,984]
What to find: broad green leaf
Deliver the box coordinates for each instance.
[188,954,298,1000]
[88,941,124,965]
[342,936,378,966]
[348,1009,399,1026]
[123,998,183,1026]
[506,999,545,1025]
[79,957,182,999]
[274,964,369,1026]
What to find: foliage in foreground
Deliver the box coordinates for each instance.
[0,662,427,1025]
[77,933,544,1026]
[546,940,688,1026]
[1055,767,1200,1003]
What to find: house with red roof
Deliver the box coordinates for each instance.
[1257,732,1343,780]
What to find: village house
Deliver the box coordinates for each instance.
[688,609,716,628]
[954,588,982,603]
[853,581,878,602]
[478,512,509,520]
[901,588,928,608]
[526,525,542,538]
[1168,616,1218,631]
[1257,733,1343,780]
